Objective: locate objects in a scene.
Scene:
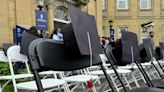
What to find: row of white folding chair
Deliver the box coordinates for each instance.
[118,58,164,90]
[87,54,138,92]
[0,46,69,92]
[39,70,100,92]
[118,64,158,91]
[59,69,100,92]
[89,54,160,92]
[5,45,160,92]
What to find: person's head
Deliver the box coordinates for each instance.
[101,37,106,45]
[28,26,39,36]
[57,28,61,33]
[149,31,154,38]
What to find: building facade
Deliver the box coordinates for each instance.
[103,0,164,46]
[0,0,102,47]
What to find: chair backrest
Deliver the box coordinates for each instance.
[160,42,164,59]
[155,42,164,60]
[62,4,103,55]
[20,32,39,55]
[28,39,102,71]
[122,31,140,62]
[7,46,28,62]
[0,51,8,62]
[112,31,140,66]
[7,45,31,76]
[140,38,155,62]
[140,44,149,62]
[2,43,15,56]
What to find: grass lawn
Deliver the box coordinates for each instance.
[1,83,13,92]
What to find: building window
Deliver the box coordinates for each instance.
[162,0,164,9]
[54,8,70,21]
[117,0,128,10]
[140,0,151,10]
[119,26,128,31]
[102,0,106,10]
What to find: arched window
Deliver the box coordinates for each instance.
[54,7,71,22]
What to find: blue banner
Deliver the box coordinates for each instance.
[15,25,28,44]
[35,10,48,31]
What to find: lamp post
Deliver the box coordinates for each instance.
[109,20,114,42]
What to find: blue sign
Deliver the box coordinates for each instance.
[36,10,48,30]
[15,25,28,44]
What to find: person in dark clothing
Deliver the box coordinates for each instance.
[100,37,106,48]
[149,31,154,47]
[27,26,40,37]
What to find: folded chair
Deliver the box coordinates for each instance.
[156,42,164,72]
[105,31,164,92]
[139,43,158,80]
[140,39,162,77]
[138,38,164,88]
[156,42,164,60]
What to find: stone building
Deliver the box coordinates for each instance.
[0,0,102,46]
[102,0,164,46]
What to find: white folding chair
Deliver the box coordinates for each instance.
[5,45,69,92]
[0,50,32,91]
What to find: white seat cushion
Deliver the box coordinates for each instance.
[90,69,131,75]
[141,62,151,66]
[0,74,33,80]
[63,75,99,82]
[39,71,62,75]
[16,78,66,90]
[90,70,113,75]
[118,65,145,69]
